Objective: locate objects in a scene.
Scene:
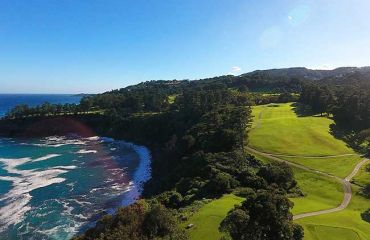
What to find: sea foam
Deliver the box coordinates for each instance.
[116,140,151,206]
[0,155,77,230]
[0,136,151,239]
[81,137,152,207]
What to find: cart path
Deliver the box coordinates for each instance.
[245,146,369,220]
[247,147,360,159]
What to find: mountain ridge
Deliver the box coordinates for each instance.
[240,66,370,80]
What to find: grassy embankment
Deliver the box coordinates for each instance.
[182,194,243,240]
[248,103,370,240]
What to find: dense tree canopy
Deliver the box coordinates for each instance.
[72,200,188,240]
[45,77,306,239]
[299,75,370,129]
[220,187,303,240]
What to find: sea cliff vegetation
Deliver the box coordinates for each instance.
[1,67,369,240]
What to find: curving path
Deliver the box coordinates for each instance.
[245,146,369,220]
[265,152,360,159]
[245,146,341,180]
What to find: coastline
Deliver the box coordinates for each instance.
[0,135,152,239]
[98,137,152,207]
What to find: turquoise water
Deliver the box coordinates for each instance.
[0,136,151,240]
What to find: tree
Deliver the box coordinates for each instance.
[157,191,183,208]
[80,97,93,113]
[257,162,297,192]
[143,204,187,239]
[219,208,250,239]
[72,201,188,240]
[220,188,303,240]
[361,209,370,223]
[293,224,304,240]
[208,172,234,194]
[361,184,370,198]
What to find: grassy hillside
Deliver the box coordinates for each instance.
[290,168,343,215]
[296,187,370,240]
[249,103,355,156]
[353,162,370,186]
[248,150,344,215]
[183,194,243,240]
[279,155,363,178]
[248,102,370,240]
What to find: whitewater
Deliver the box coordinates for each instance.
[0,136,151,240]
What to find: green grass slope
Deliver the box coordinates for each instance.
[279,155,363,178]
[247,150,344,215]
[248,102,370,240]
[296,187,370,240]
[184,194,243,240]
[246,150,343,214]
[290,168,343,215]
[353,161,370,187]
[249,103,355,156]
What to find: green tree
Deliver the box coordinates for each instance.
[361,209,370,223]
[72,201,188,240]
[257,162,297,192]
[220,188,303,240]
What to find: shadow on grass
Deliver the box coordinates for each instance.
[291,102,315,117]
[329,123,367,154]
[291,102,332,118]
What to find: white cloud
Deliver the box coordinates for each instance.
[288,16,293,20]
[228,66,242,75]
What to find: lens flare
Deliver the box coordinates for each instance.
[260,27,283,49]
[288,4,311,26]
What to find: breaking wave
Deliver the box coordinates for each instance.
[0,136,151,240]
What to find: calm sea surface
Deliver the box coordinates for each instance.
[0,95,151,240]
[0,94,82,117]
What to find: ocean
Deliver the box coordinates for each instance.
[0,94,82,117]
[0,95,151,240]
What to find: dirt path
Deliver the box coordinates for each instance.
[245,146,369,220]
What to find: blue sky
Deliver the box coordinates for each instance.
[1,0,370,93]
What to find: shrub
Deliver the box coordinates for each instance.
[361,209,370,223]
[361,184,370,198]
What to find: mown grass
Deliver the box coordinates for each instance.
[249,103,355,156]
[248,102,370,240]
[304,225,361,240]
[279,155,363,178]
[183,194,243,240]
[296,186,370,240]
[250,156,370,240]
[290,167,343,215]
[353,161,370,187]
[249,150,344,215]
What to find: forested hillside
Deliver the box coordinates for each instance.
[70,80,305,239]
[299,72,370,154]
[1,67,369,240]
